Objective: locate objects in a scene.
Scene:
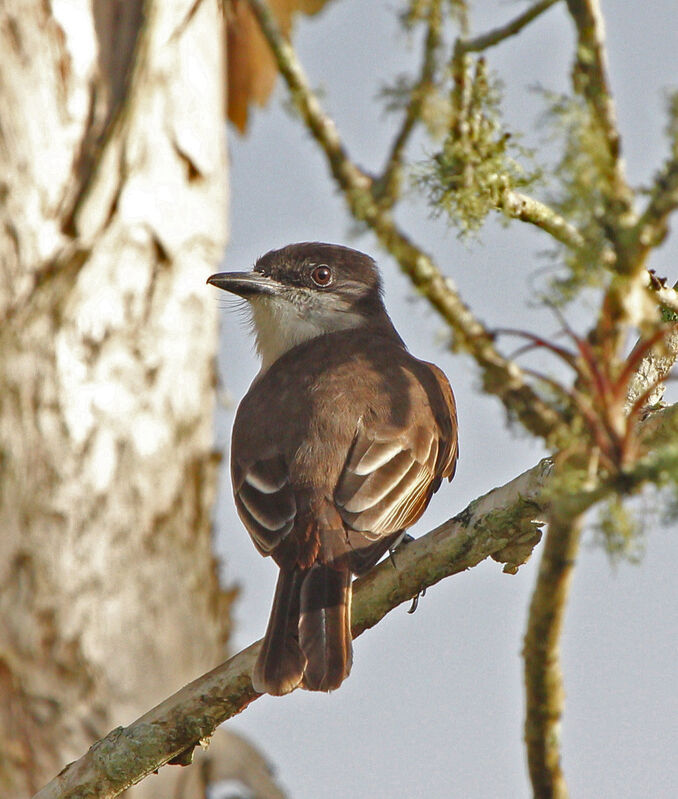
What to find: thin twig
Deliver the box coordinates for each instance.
[458,0,561,54]
[245,0,565,442]
[564,0,632,212]
[633,158,678,259]
[377,0,443,206]
[501,189,584,252]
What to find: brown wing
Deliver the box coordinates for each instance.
[334,420,440,537]
[426,361,459,485]
[232,453,297,555]
[335,360,458,538]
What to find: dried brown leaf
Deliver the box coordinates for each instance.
[226,0,331,132]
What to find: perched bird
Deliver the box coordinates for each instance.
[208,242,458,695]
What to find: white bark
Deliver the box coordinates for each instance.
[0,2,281,796]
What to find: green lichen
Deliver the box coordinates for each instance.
[593,495,645,565]
[417,56,538,234]
[535,89,615,301]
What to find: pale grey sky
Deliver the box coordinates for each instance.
[213,2,678,797]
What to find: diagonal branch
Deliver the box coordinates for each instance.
[34,458,554,799]
[633,157,678,259]
[458,0,561,54]
[34,402,678,799]
[245,0,564,442]
[499,189,617,270]
[523,326,678,797]
[500,189,585,252]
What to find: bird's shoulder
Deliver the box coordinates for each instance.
[234,328,457,458]
[235,328,406,415]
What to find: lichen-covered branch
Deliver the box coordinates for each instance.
[35,399,678,798]
[523,376,678,799]
[625,319,678,411]
[522,398,678,799]
[500,190,585,252]
[559,5,678,362]
[500,188,678,323]
[458,0,560,54]
[523,511,582,799]
[34,458,553,799]
[634,157,678,259]
[564,0,632,212]
[563,0,653,360]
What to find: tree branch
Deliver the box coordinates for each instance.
[625,314,678,411]
[376,0,443,207]
[458,0,560,55]
[564,0,632,212]
[35,457,554,799]
[499,189,620,271]
[523,511,582,799]
[563,3,676,357]
[633,157,678,259]
[35,399,678,798]
[523,329,678,798]
[500,190,582,250]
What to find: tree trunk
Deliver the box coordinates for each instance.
[0,1,238,795]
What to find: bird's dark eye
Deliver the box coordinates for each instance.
[310,264,333,287]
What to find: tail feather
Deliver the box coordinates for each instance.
[299,565,352,692]
[252,569,306,696]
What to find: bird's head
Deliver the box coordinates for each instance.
[208,242,396,369]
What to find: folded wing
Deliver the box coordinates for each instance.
[335,419,445,537]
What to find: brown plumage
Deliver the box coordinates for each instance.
[209,243,458,695]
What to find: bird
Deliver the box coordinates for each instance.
[208,242,458,695]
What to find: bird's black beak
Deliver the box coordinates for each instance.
[206,271,282,298]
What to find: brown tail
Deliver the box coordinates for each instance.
[299,564,352,692]
[252,569,306,696]
[253,565,353,695]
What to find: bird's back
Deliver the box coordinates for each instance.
[232,328,458,573]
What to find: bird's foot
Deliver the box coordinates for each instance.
[387,533,414,569]
[407,587,427,614]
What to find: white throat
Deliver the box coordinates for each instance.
[249,295,364,371]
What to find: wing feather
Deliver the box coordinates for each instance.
[232,354,458,569]
[352,439,408,475]
[336,450,415,512]
[234,454,297,554]
[238,480,296,531]
[335,421,441,537]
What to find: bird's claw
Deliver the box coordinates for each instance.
[407,587,426,614]
[388,533,415,569]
